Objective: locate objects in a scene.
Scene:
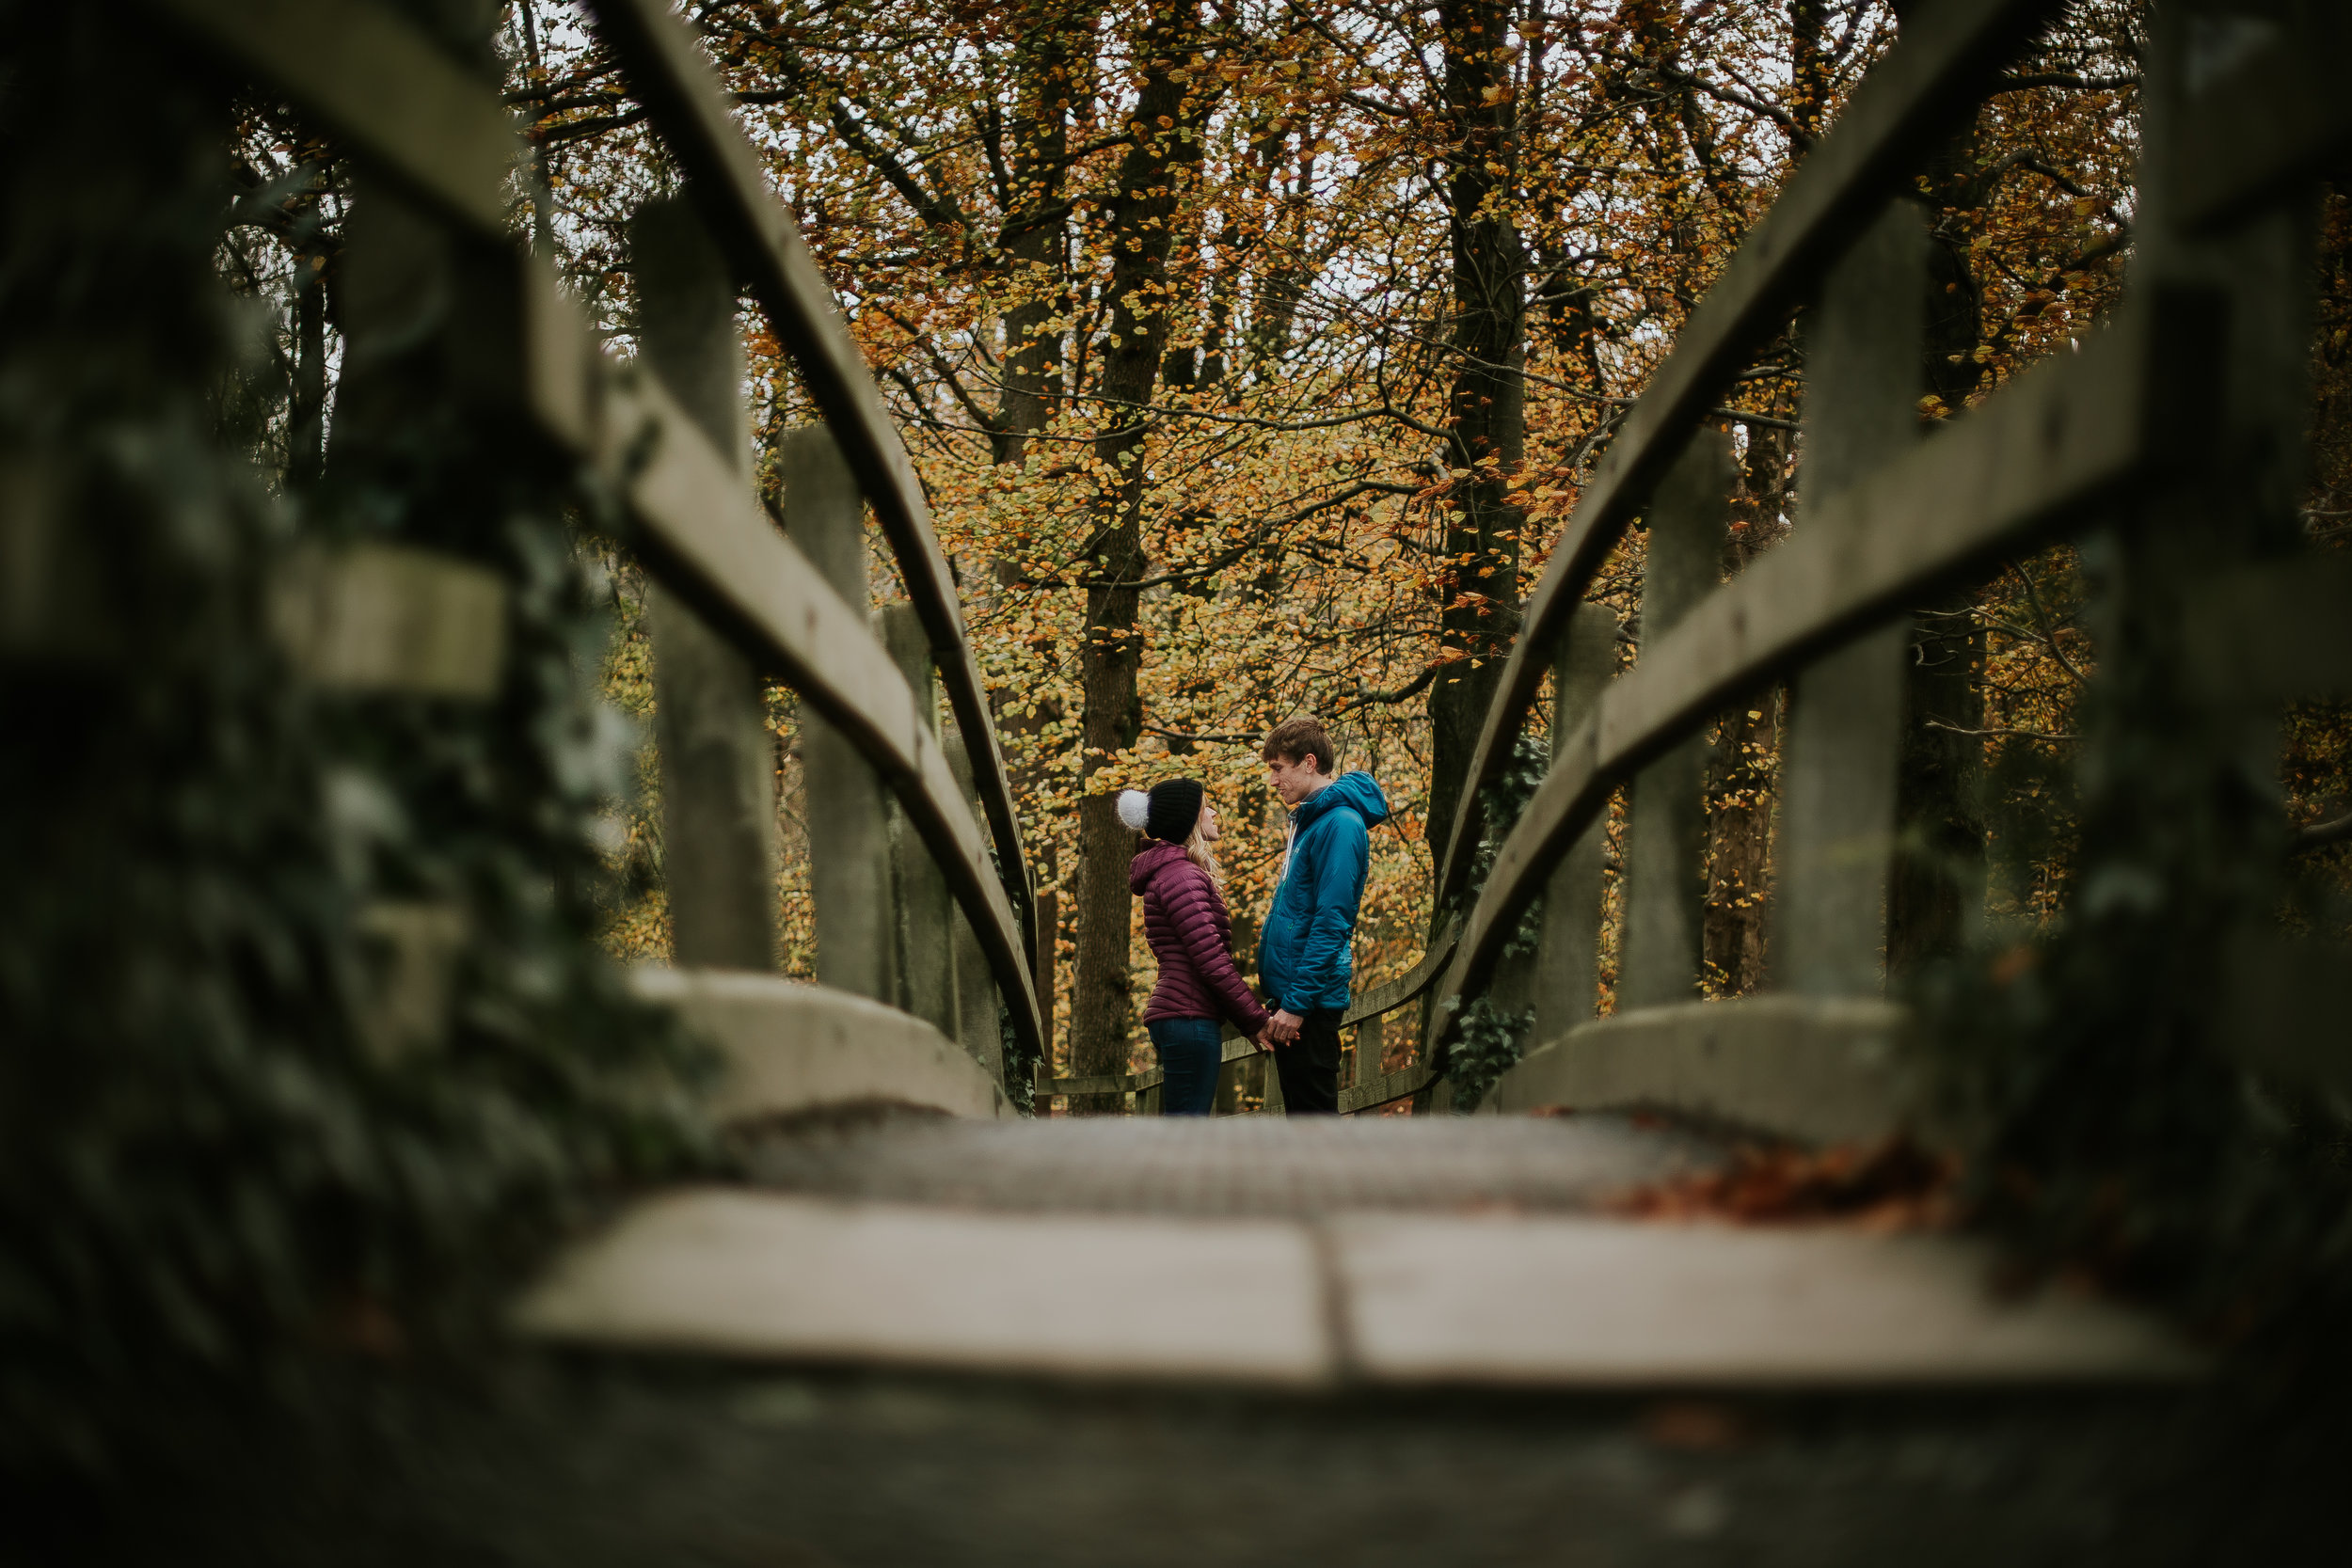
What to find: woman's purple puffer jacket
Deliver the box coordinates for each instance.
[1130,842,1273,1037]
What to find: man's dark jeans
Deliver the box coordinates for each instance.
[1148,1017,1223,1116]
[1274,1007,1343,1115]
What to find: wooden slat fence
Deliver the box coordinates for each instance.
[150,0,1047,1074]
[1345,0,2352,1127]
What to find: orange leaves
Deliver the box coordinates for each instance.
[1607,1135,1960,1230]
[533,0,2166,1045]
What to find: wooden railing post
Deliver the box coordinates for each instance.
[1213,1053,1247,1115]
[779,424,898,1004]
[1532,602,1620,1032]
[2081,2,2315,1052]
[1772,203,1929,997]
[1619,432,1733,1007]
[880,601,960,1041]
[945,728,1005,1078]
[1032,864,1057,1051]
[1352,1015,1384,1091]
[630,197,779,972]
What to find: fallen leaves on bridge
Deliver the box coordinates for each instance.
[1605,1135,1958,1231]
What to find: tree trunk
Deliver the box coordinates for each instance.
[1065,3,1212,1111]
[1246,125,1311,375]
[988,1,1086,467]
[1425,0,1526,900]
[987,2,1089,1101]
[1788,0,1832,148]
[288,251,326,490]
[1704,421,1791,994]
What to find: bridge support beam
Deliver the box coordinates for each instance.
[1533,602,1620,1032]
[783,425,899,1005]
[1620,432,1731,1008]
[944,729,1006,1079]
[1350,1014,1384,1092]
[630,197,779,973]
[1772,203,1929,997]
[881,602,961,1044]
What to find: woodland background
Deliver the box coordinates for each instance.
[215,0,2352,1094]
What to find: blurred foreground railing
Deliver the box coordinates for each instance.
[1345,0,2352,1132]
[151,0,1046,1110]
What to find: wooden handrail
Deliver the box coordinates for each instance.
[153,0,519,233]
[2172,8,2352,233]
[1433,308,2159,1033]
[1429,0,2062,915]
[150,0,1048,1062]
[586,342,1045,1059]
[1339,917,1460,1029]
[581,0,1034,948]
[1339,1059,1439,1117]
[1037,1031,1265,1101]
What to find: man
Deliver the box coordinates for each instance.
[1256,717,1389,1114]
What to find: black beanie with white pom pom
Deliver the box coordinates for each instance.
[1116,778,1204,843]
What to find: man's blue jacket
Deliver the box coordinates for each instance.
[1257,770,1390,1015]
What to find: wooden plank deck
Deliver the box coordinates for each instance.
[517,1117,2196,1390]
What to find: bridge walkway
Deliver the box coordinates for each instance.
[80,0,2352,1558]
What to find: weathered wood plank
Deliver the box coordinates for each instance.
[633,968,1012,1123]
[787,426,899,1006]
[1487,996,1927,1148]
[944,728,1008,1079]
[516,1190,1331,1383]
[1434,309,2153,1025]
[1333,1216,2200,1386]
[1429,0,2065,912]
[879,603,960,1038]
[634,197,779,973]
[268,542,507,698]
[513,1189,2197,1387]
[1340,916,1461,1028]
[2173,8,2352,233]
[1532,604,1621,1036]
[1347,1014,1379,1090]
[1620,434,1730,1009]
[151,0,518,234]
[1339,1058,1440,1117]
[1772,202,1929,998]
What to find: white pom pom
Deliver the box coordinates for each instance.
[1115,789,1151,832]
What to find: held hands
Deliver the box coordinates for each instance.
[1251,1006,1304,1050]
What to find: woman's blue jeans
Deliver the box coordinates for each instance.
[1148,1017,1222,1117]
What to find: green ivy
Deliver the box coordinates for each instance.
[1443,993,1536,1112]
[1001,1004,1035,1114]
[0,13,711,1466]
[1921,512,2352,1355]
[1438,731,1551,1109]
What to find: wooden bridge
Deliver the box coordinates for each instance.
[21,0,2352,1560]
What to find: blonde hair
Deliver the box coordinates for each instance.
[1184,816,1225,892]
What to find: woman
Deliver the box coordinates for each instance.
[1120,778,1273,1116]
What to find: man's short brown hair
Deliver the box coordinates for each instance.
[1260,717,1335,776]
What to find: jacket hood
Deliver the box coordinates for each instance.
[1129,840,1192,894]
[1294,769,1391,832]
